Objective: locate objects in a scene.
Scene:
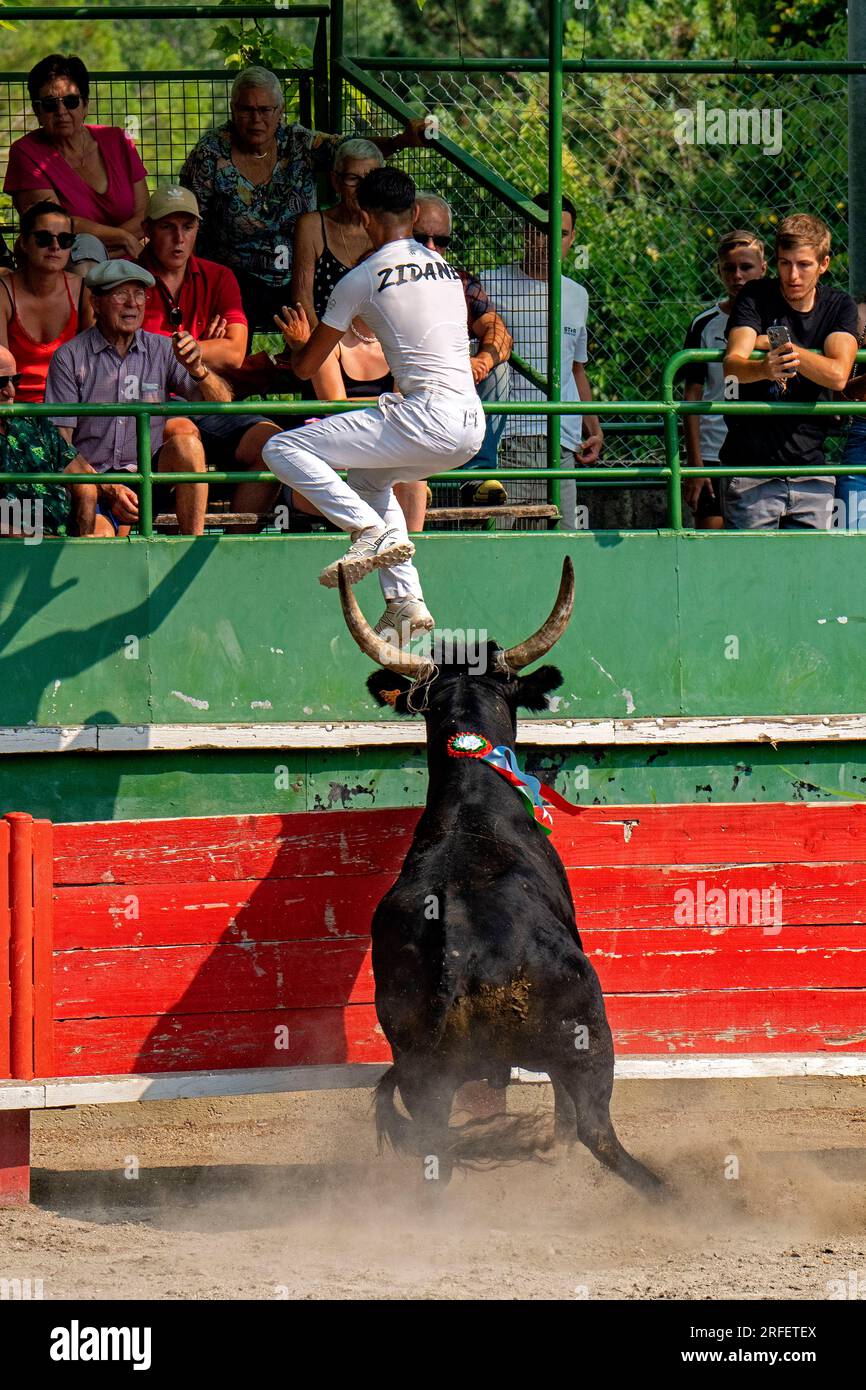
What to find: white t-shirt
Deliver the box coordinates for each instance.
[321,237,476,399]
[485,262,589,447]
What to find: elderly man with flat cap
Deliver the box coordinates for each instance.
[44,257,230,536]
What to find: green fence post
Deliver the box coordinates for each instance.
[136,409,153,539]
[313,13,330,131]
[547,0,564,520]
[661,352,684,531]
[330,0,344,132]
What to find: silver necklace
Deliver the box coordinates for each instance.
[349,322,376,344]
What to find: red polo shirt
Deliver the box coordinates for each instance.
[138,247,247,339]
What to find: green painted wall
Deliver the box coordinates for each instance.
[3,743,865,824]
[1,530,865,726]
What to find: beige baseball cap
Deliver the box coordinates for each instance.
[147,185,200,222]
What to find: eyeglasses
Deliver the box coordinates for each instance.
[107,287,148,304]
[32,230,75,249]
[0,374,22,389]
[415,231,452,249]
[35,93,82,114]
[233,104,279,118]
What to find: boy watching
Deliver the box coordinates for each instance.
[682,229,766,528]
[722,214,858,530]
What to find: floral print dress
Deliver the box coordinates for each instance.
[179,122,339,287]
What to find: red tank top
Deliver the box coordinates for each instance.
[3,274,79,403]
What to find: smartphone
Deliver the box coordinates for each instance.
[767,323,793,351]
[168,306,183,334]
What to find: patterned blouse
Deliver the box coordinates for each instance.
[0,415,76,533]
[179,122,339,287]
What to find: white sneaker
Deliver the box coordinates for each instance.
[374,597,435,646]
[318,525,415,589]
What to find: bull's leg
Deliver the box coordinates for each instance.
[554,1066,667,1200]
[552,1077,577,1151]
[397,1061,461,1188]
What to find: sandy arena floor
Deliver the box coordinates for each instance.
[1,1076,865,1300]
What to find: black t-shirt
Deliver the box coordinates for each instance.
[720,277,858,476]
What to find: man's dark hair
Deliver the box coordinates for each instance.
[20,200,72,241]
[28,54,90,106]
[534,190,578,228]
[357,168,416,217]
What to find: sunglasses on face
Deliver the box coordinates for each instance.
[35,93,82,114]
[0,374,22,389]
[414,231,451,249]
[32,230,75,249]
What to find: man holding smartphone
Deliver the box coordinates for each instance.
[722,213,858,529]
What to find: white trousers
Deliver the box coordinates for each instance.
[263,391,485,600]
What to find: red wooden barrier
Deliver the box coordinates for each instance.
[2,801,866,1206]
[0,813,52,1204]
[41,803,866,1072]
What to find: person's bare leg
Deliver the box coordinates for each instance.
[156,432,208,535]
[232,422,283,516]
[64,460,100,536]
[394,480,427,532]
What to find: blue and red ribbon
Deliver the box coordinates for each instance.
[446,731,582,835]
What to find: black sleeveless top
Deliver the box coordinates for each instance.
[340,360,394,398]
[313,212,352,320]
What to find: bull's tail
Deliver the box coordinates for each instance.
[374,1066,415,1156]
[444,1111,554,1169]
[374,1065,553,1169]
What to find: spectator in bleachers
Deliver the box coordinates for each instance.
[836,303,866,529]
[137,184,282,522]
[0,201,92,402]
[44,260,230,537]
[485,191,603,528]
[414,191,513,506]
[4,54,148,264]
[682,229,766,528]
[291,139,383,325]
[179,66,427,333]
[723,214,858,530]
[0,343,98,537]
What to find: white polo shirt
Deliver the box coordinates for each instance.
[485,261,589,449]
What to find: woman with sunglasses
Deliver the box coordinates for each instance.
[0,201,92,403]
[4,54,148,262]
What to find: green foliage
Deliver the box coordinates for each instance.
[210,2,311,72]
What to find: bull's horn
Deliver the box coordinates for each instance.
[499,556,575,672]
[337,566,433,677]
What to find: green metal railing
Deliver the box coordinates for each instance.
[5,349,866,536]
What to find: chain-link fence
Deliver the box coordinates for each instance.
[0,51,851,530]
[351,64,849,524]
[0,69,314,240]
[366,67,848,398]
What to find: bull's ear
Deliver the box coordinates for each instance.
[367,669,414,713]
[515,664,563,711]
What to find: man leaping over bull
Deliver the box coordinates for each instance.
[262,168,484,644]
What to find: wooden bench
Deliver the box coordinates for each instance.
[152,504,559,534]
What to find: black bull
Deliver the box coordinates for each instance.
[338,559,664,1198]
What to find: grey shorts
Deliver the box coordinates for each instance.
[722,476,835,531]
